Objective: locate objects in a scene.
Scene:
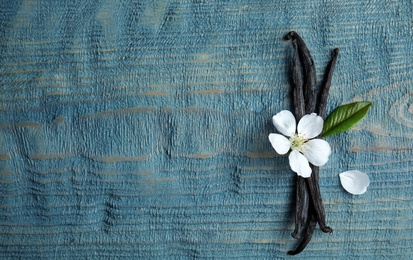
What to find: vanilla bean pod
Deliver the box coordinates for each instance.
[291,39,305,119]
[285,31,338,254]
[288,211,317,255]
[286,31,317,114]
[307,165,332,233]
[291,177,310,239]
[308,48,339,233]
[290,38,309,239]
[303,49,339,235]
[289,34,328,233]
[318,48,339,118]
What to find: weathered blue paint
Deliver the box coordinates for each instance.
[1,0,413,259]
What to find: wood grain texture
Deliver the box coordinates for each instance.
[1,0,413,259]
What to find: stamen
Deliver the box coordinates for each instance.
[290,134,305,151]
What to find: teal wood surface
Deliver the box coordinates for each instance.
[1,0,412,259]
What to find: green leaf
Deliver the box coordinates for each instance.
[322,101,372,137]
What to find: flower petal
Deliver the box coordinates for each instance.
[288,150,312,178]
[268,134,291,155]
[297,113,323,139]
[339,170,370,195]
[272,110,296,137]
[302,139,331,166]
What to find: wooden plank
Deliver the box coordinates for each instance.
[1,0,413,258]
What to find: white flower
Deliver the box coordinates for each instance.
[268,110,331,178]
[339,170,370,195]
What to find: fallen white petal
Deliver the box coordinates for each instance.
[272,110,296,137]
[339,170,370,195]
[289,150,312,178]
[302,139,331,166]
[297,113,323,139]
[268,133,291,155]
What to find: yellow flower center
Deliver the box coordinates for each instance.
[290,134,305,151]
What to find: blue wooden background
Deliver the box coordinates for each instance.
[1,0,412,259]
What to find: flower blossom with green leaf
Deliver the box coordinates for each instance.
[268,110,331,178]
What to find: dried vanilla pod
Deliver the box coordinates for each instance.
[284,31,338,254]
